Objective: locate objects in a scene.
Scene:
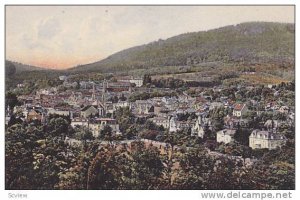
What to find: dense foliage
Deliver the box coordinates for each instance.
[5,114,294,190]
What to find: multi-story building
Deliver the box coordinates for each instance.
[233,103,248,117]
[149,116,169,129]
[249,130,286,150]
[216,129,236,144]
[89,118,121,138]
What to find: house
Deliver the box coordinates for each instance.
[26,108,44,122]
[106,81,131,92]
[154,103,168,116]
[249,130,286,150]
[216,129,236,144]
[89,118,121,138]
[169,116,195,133]
[191,123,205,138]
[119,76,144,87]
[47,108,71,117]
[91,100,106,117]
[177,121,195,130]
[279,106,289,114]
[224,117,249,129]
[149,117,169,129]
[209,102,223,110]
[264,120,282,131]
[233,103,248,117]
[5,115,11,125]
[104,102,114,114]
[169,116,178,132]
[17,83,25,88]
[59,75,67,81]
[129,77,143,87]
[191,115,210,138]
[80,105,99,118]
[135,100,153,115]
[71,117,89,127]
[113,101,130,111]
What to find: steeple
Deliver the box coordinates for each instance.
[102,79,107,104]
[102,79,107,93]
[92,82,96,101]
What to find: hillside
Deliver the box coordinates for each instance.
[70,22,295,73]
[5,60,47,74]
[5,60,62,90]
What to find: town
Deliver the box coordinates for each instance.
[6,73,294,149]
[6,72,295,162]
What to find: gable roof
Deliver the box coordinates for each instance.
[81,105,97,112]
[251,129,286,140]
[234,103,246,111]
[217,129,236,136]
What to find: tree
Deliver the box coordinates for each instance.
[7,114,23,127]
[126,141,165,189]
[278,124,294,139]
[173,147,215,189]
[114,107,135,133]
[5,91,19,111]
[5,124,36,189]
[210,107,225,132]
[125,125,138,139]
[99,125,114,144]
[234,126,252,146]
[74,127,94,144]
[87,146,123,189]
[5,61,16,77]
[47,117,72,139]
[143,74,152,86]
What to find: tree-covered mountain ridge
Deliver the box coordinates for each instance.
[70,22,294,73]
[5,60,46,74]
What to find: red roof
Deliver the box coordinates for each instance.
[234,103,245,111]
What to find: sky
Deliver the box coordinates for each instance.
[6,6,294,69]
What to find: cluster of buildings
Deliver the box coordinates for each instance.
[6,75,294,151]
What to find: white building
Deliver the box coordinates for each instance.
[169,116,178,133]
[149,116,169,129]
[119,77,144,87]
[279,106,289,114]
[113,101,131,110]
[191,115,209,138]
[135,100,153,115]
[191,123,205,138]
[129,78,143,87]
[59,75,68,81]
[249,130,286,150]
[216,129,236,144]
[89,118,121,138]
[47,108,70,117]
[71,118,89,127]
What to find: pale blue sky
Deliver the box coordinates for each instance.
[6,6,294,69]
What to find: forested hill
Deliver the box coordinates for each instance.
[5,60,46,75]
[70,22,295,73]
[5,60,61,90]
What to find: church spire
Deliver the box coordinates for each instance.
[102,79,107,104]
[92,82,96,101]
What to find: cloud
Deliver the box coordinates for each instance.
[37,17,62,39]
[20,33,47,50]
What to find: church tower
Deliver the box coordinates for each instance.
[92,82,96,101]
[102,79,107,104]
